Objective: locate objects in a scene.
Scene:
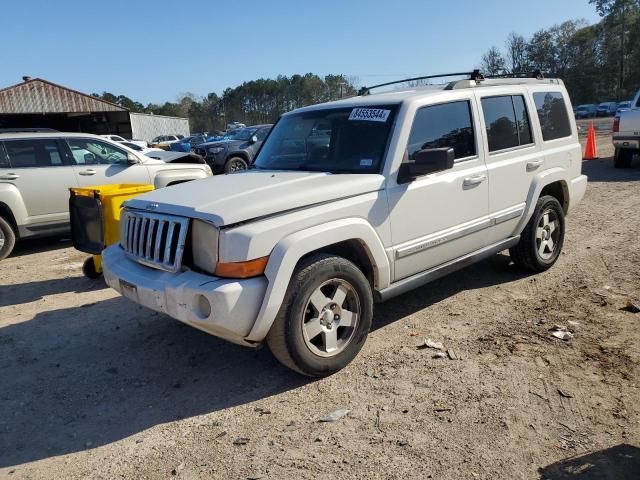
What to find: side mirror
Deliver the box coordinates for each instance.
[399,147,455,183]
[249,135,258,144]
[127,153,140,165]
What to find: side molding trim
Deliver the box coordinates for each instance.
[377,236,520,302]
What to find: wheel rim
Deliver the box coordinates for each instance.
[230,160,246,172]
[536,208,560,260]
[0,228,4,249]
[301,279,360,358]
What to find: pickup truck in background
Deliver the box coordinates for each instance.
[613,90,640,168]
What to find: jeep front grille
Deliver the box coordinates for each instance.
[121,210,189,272]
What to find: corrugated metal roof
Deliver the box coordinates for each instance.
[0,78,128,114]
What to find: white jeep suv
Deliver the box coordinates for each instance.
[102,72,587,376]
[0,132,211,260]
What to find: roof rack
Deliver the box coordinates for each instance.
[357,70,484,96]
[358,69,548,96]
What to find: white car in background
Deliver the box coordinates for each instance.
[101,134,148,149]
[150,135,184,150]
[119,141,164,156]
[0,132,212,260]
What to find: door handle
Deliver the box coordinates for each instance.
[526,159,544,171]
[463,174,487,187]
[0,173,20,180]
[79,169,97,176]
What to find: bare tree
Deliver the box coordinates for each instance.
[481,46,506,75]
[505,33,530,73]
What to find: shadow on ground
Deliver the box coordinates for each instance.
[539,444,640,479]
[8,235,73,258]
[0,296,311,468]
[582,158,640,183]
[372,252,530,332]
[0,251,532,468]
[0,276,108,308]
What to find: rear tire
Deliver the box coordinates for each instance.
[224,157,248,173]
[509,195,565,273]
[266,254,373,377]
[614,148,634,168]
[0,216,16,261]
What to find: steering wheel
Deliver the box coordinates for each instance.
[105,153,122,163]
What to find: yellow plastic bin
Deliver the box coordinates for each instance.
[69,184,154,278]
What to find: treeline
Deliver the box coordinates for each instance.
[92,74,357,133]
[480,0,640,104]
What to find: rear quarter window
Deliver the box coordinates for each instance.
[0,143,9,168]
[533,92,572,141]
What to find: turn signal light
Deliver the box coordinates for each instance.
[215,256,269,278]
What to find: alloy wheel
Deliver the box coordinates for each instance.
[536,209,560,260]
[301,279,360,357]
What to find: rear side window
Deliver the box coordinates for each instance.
[533,92,572,141]
[66,138,129,165]
[4,139,65,168]
[407,101,476,161]
[0,144,9,168]
[481,95,533,152]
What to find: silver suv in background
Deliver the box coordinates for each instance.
[0,132,212,260]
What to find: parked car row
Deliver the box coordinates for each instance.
[574,100,633,119]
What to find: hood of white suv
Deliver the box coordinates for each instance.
[125,170,386,226]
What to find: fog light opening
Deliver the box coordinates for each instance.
[195,294,212,320]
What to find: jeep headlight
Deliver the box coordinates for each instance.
[192,220,218,274]
[208,147,225,154]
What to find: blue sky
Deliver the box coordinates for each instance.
[2,0,601,104]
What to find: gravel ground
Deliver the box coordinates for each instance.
[1,135,639,479]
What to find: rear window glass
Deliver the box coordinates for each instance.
[533,92,572,141]
[481,95,533,152]
[4,139,65,168]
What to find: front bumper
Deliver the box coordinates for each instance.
[613,135,640,150]
[102,245,267,346]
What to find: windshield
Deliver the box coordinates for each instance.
[254,105,398,173]
[228,127,257,141]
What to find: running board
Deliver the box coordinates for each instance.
[375,236,520,302]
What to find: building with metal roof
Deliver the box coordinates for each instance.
[0,77,189,142]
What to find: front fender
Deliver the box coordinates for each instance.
[512,167,568,235]
[0,183,28,226]
[244,218,390,342]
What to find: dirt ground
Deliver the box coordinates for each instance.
[1,132,639,479]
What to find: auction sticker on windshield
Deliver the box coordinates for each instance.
[349,108,390,122]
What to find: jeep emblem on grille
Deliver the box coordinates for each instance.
[146,202,160,210]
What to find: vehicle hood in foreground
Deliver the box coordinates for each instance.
[125,170,385,227]
[143,151,205,164]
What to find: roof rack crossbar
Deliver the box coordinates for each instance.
[358,69,550,96]
[484,70,545,80]
[358,70,483,96]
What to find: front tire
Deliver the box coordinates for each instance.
[224,156,248,173]
[0,216,16,261]
[82,257,102,279]
[614,148,634,168]
[509,195,565,272]
[266,254,373,377]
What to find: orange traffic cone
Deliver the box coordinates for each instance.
[583,122,598,160]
